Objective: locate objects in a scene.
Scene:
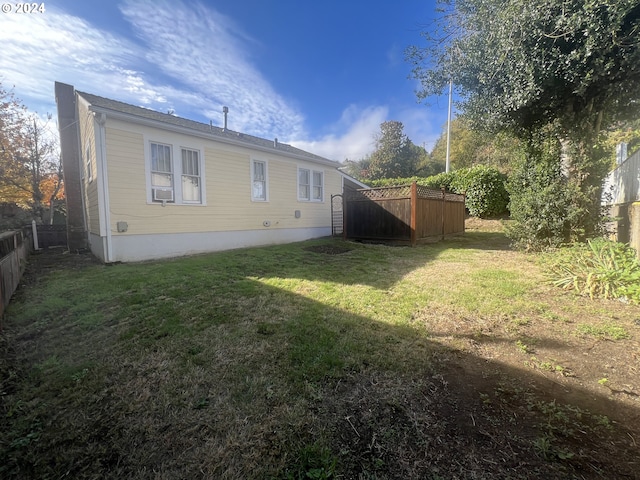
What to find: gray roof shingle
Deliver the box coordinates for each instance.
[77,91,338,166]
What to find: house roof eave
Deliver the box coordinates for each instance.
[78,92,340,168]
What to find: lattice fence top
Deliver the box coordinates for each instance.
[347,185,411,200]
[347,184,465,203]
[416,185,442,199]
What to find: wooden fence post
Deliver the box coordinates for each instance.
[441,186,446,240]
[410,182,417,246]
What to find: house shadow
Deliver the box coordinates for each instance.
[226,276,640,479]
[178,235,639,477]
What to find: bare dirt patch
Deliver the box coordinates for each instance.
[304,244,354,255]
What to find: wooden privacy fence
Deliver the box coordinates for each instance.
[0,229,29,322]
[344,182,465,245]
[36,224,67,249]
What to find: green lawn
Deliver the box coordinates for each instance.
[1,230,639,479]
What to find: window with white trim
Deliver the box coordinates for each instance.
[150,142,174,202]
[252,159,267,201]
[298,168,324,202]
[181,148,201,203]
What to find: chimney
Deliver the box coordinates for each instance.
[222,106,228,131]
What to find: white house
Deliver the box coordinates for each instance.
[55,82,350,263]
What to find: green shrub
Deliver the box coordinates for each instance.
[369,176,422,188]
[505,131,607,251]
[368,166,508,218]
[549,239,640,303]
[449,165,509,218]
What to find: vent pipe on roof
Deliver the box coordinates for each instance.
[222,106,228,131]
[209,120,213,132]
[274,137,278,148]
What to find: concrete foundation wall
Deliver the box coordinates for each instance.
[607,202,640,259]
[94,226,330,263]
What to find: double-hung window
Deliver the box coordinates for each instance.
[151,142,174,202]
[149,142,203,204]
[252,160,267,201]
[298,168,324,202]
[312,171,323,201]
[181,148,201,203]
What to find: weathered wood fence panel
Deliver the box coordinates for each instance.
[0,230,29,322]
[344,183,465,245]
[36,224,67,249]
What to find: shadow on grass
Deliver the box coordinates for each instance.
[1,240,639,479]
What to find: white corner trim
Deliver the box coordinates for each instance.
[94,113,113,262]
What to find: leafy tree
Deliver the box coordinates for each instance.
[431,116,522,173]
[368,121,421,180]
[414,143,445,177]
[505,130,585,250]
[0,83,61,222]
[408,0,640,240]
[341,156,372,182]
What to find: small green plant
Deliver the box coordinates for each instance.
[526,357,570,375]
[598,378,609,386]
[70,368,89,383]
[576,323,630,340]
[533,434,575,461]
[286,442,337,480]
[516,340,533,354]
[550,239,640,303]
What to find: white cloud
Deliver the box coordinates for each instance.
[119,0,305,138]
[0,0,305,139]
[396,106,442,152]
[0,1,443,160]
[0,6,167,112]
[290,103,445,161]
[290,105,388,162]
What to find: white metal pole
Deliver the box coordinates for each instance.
[445,79,453,173]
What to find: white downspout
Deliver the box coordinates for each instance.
[94,113,113,262]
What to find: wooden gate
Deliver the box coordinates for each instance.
[36,224,67,249]
[331,194,343,236]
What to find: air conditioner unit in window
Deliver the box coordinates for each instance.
[153,188,174,202]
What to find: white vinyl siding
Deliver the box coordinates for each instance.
[252,159,267,201]
[298,167,323,202]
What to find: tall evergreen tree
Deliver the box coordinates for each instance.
[368,121,420,180]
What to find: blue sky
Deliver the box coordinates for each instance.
[0,0,451,162]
